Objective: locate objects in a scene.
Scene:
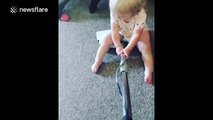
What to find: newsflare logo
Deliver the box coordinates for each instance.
[10,6,48,14]
[10,6,18,13]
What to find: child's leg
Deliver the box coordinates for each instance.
[137,31,154,84]
[91,31,115,73]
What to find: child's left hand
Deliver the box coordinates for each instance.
[121,48,131,59]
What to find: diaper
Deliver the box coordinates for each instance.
[96,30,129,48]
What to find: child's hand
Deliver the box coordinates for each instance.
[121,48,131,59]
[116,46,123,56]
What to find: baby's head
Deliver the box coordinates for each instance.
[110,0,145,18]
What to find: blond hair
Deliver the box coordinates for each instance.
[110,0,145,16]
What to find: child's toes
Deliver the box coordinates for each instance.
[144,72,153,84]
[91,64,98,73]
[145,78,152,84]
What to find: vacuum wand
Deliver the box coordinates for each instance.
[119,55,133,120]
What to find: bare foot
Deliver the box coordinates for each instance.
[144,70,153,84]
[91,62,101,73]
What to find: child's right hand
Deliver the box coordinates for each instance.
[116,46,127,59]
[116,46,123,56]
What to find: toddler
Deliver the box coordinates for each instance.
[91,0,154,84]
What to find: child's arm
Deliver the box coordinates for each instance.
[121,28,143,58]
[126,28,143,51]
[110,12,122,48]
[122,8,147,58]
